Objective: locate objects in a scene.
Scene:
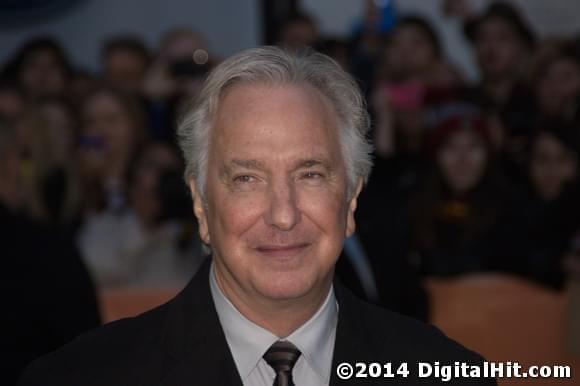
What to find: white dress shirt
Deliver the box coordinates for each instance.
[209,262,338,386]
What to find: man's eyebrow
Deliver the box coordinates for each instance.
[294,158,335,172]
[222,158,335,173]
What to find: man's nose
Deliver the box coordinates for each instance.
[265,178,300,231]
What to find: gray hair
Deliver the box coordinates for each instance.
[177,46,373,199]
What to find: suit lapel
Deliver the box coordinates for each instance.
[329,280,394,386]
[157,258,243,386]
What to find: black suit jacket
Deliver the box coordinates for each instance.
[1,205,101,385]
[19,258,496,385]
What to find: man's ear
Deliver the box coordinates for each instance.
[188,178,211,245]
[345,177,364,238]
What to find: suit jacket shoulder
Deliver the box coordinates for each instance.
[18,258,242,386]
[18,305,169,385]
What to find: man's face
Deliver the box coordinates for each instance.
[20,49,66,98]
[475,18,525,79]
[189,83,361,304]
[104,50,148,94]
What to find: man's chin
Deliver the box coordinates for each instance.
[252,270,327,302]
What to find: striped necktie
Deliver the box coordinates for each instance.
[263,340,301,386]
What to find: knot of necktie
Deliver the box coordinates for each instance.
[263,340,301,386]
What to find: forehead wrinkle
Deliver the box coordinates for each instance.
[211,83,345,174]
[229,159,267,170]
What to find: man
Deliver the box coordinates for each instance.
[102,36,151,95]
[19,47,496,385]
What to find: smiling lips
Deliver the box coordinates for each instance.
[255,243,311,258]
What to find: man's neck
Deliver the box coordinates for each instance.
[213,264,332,338]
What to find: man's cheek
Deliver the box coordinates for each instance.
[306,204,347,236]
[215,196,263,234]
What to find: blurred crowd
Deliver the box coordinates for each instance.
[1,28,209,290]
[2,27,212,380]
[334,0,580,298]
[3,0,580,377]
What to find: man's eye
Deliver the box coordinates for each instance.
[302,171,324,179]
[233,175,256,183]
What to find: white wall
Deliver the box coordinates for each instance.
[3,0,580,77]
[0,0,261,72]
[301,0,362,36]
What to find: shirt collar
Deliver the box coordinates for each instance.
[286,282,338,383]
[209,261,338,383]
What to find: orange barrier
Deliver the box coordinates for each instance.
[99,286,182,323]
[99,275,580,385]
[426,275,580,386]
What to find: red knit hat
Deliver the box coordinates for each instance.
[427,115,491,156]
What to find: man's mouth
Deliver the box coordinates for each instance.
[254,243,311,258]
